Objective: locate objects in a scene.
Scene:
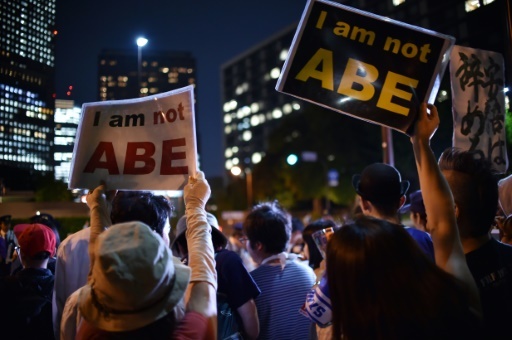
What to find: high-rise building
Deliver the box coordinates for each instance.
[97,49,196,101]
[221,0,511,175]
[0,0,57,190]
[54,99,80,184]
[221,25,302,174]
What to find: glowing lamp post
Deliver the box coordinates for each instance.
[231,166,253,209]
[136,37,148,96]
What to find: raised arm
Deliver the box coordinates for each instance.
[85,184,115,280]
[183,171,217,333]
[411,103,480,312]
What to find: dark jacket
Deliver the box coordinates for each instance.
[0,268,55,340]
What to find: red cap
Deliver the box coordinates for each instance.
[14,223,56,257]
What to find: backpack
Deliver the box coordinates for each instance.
[215,252,243,340]
[217,292,243,340]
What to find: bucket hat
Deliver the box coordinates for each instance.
[78,221,190,332]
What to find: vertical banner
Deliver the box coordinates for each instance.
[450,46,508,173]
[68,85,197,190]
[276,0,454,136]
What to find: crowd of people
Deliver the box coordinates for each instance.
[0,102,512,339]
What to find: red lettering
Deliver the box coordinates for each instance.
[83,142,120,174]
[161,138,188,175]
[166,109,177,122]
[124,142,156,175]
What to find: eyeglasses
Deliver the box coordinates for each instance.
[238,237,248,244]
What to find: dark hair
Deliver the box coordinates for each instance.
[111,191,173,237]
[243,201,291,254]
[302,219,337,270]
[327,216,475,339]
[438,147,498,237]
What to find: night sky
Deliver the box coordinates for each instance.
[55,0,308,178]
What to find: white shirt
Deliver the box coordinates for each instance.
[52,228,90,340]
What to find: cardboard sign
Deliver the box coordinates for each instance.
[68,86,197,190]
[276,0,455,135]
[450,45,508,173]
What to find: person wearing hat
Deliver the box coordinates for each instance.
[75,171,218,339]
[172,213,261,340]
[399,189,428,232]
[57,190,175,339]
[302,163,434,332]
[0,223,56,339]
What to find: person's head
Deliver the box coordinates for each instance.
[326,216,467,339]
[498,174,512,216]
[352,163,409,219]
[439,148,498,238]
[78,221,190,333]
[111,191,173,245]
[30,213,61,249]
[399,190,427,231]
[243,200,291,263]
[302,219,337,270]
[0,215,11,233]
[289,217,305,253]
[13,223,56,268]
[171,212,227,260]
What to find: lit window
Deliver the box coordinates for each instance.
[465,0,480,12]
[251,102,259,113]
[283,103,292,114]
[224,114,232,124]
[270,67,281,79]
[242,131,252,142]
[250,115,260,126]
[224,125,232,134]
[232,146,239,153]
[279,49,289,61]
[252,152,262,164]
[393,0,405,5]
[272,109,283,119]
[232,157,240,165]
[225,149,233,158]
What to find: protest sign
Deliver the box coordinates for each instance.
[68,85,197,190]
[450,45,508,173]
[276,0,455,135]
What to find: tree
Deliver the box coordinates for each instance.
[34,174,74,202]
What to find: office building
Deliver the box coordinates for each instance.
[98,49,196,101]
[0,0,57,190]
[221,0,511,175]
[54,99,80,183]
[221,25,302,174]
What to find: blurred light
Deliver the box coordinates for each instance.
[287,154,298,166]
[242,130,252,141]
[270,67,281,79]
[136,37,148,47]
[231,166,242,176]
[252,152,262,164]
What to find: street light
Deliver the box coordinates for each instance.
[136,37,148,97]
[231,166,253,209]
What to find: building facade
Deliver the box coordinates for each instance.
[97,49,196,101]
[221,25,302,174]
[54,99,79,184]
[0,0,57,190]
[221,0,511,176]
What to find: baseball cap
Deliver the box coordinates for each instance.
[13,223,56,257]
[399,190,426,215]
[352,163,409,203]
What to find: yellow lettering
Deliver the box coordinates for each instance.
[376,71,419,116]
[337,58,378,101]
[316,11,327,29]
[419,44,431,63]
[333,21,351,37]
[350,27,375,46]
[383,37,401,54]
[295,48,334,90]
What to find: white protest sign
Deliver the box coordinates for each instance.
[449,46,508,173]
[69,86,197,190]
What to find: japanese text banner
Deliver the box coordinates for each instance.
[450,46,508,173]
